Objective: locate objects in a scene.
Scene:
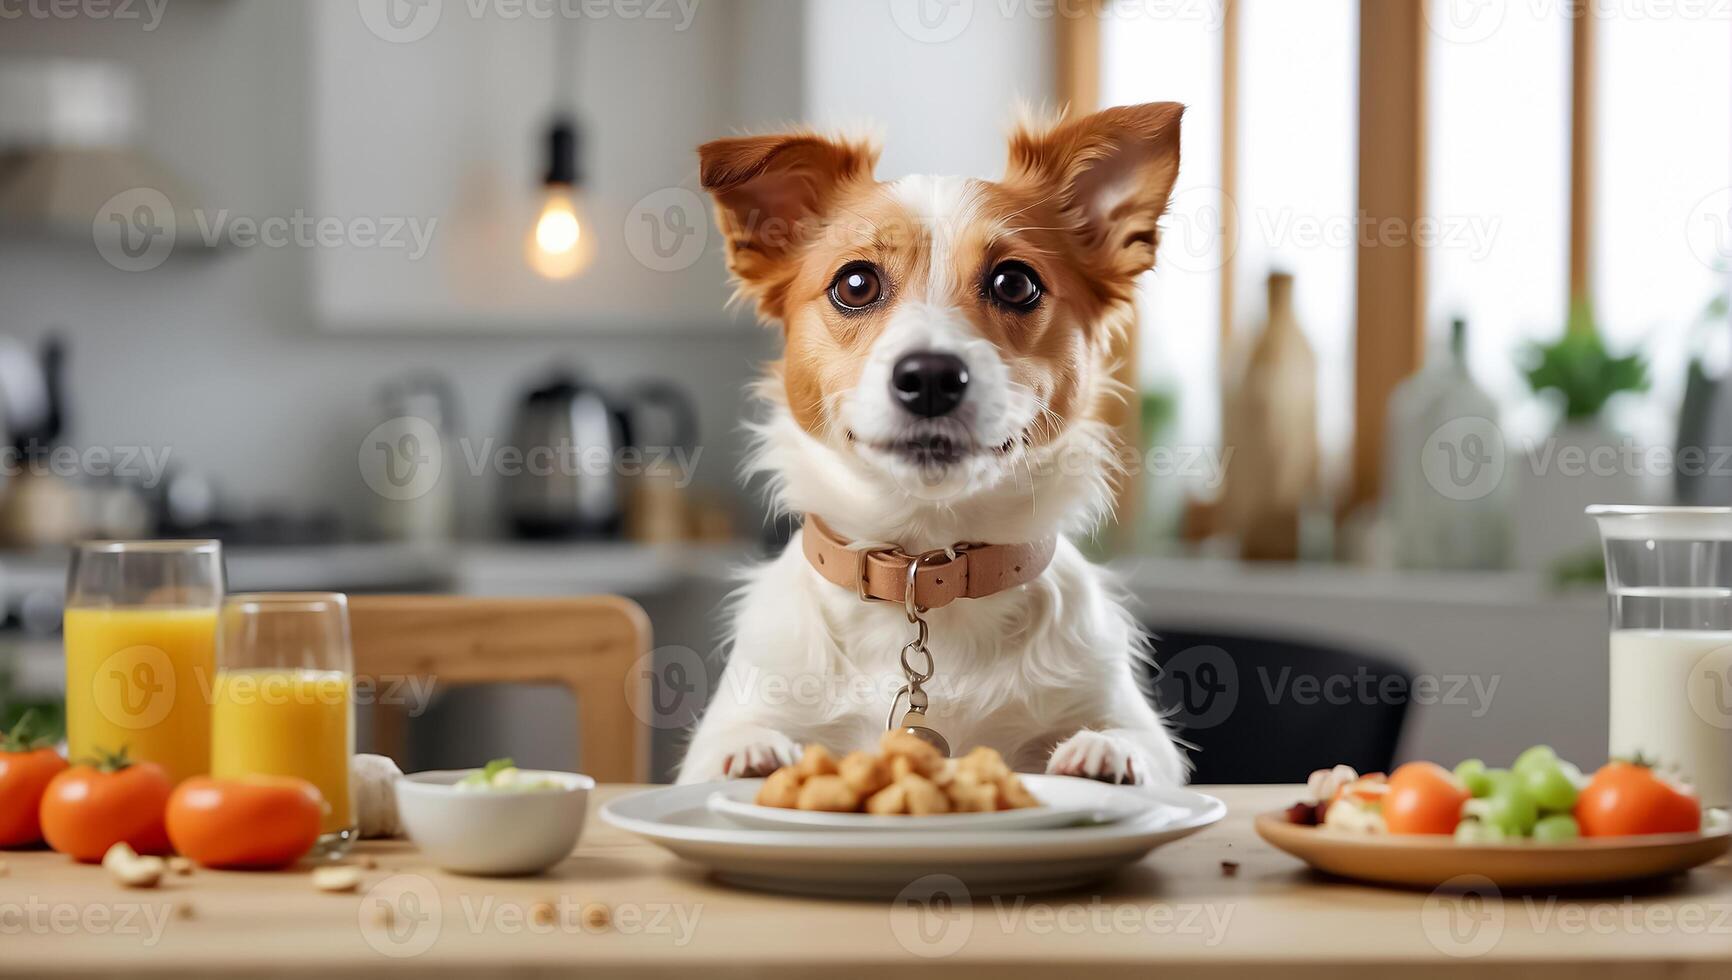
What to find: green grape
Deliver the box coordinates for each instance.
[1522,761,1579,813]
[1513,744,1558,776]
[1480,783,1540,836]
[1454,819,1507,844]
[1454,759,1493,797]
[1485,767,1516,794]
[1532,814,1580,843]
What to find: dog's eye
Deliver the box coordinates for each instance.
[828,263,883,312]
[988,262,1042,310]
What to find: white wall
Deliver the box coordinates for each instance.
[0,0,797,534]
[803,0,1056,180]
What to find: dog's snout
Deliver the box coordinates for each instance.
[891,351,969,418]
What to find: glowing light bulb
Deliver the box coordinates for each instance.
[525,184,595,280]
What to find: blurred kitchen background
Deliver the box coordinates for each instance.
[0,0,1728,781]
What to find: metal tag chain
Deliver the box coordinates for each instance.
[886,549,953,756]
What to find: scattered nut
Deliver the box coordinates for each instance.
[1220,861,1240,878]
[372,904,395,929]
[358,856,378,870]
[0,859,9,877]
[583,903,611,929]
[102,843,165,889]
[312,866,363,893]
[167,856,194,876]
[175,902,196,920]
[530,901,558,927]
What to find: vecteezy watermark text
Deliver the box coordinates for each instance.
[94,188,438,272]
[0,0,167,29]
[357,0,702,43]
[0,444,173,488]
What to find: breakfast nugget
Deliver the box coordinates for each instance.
[865,781,909,815]
[879,731,945,778]
[755,766,804,808]
[794,744,840,779]
[796,774,860,812]
[839,750,892,797]
[898,774,952,815]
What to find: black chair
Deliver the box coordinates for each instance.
[1141,626,1412,784]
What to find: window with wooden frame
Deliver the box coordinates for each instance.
[1072,0,1732,527]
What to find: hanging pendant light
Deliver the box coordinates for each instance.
[525,19,594,280]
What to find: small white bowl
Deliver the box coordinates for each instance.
[395,769,593,876]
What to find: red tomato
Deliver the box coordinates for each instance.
[1575,761,1700,837]
[39,753,173,862]
[1383,761,1470,835]
[166,776,324,870]
[0,713,69,847]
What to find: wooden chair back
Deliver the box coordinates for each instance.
[349,595,651,783]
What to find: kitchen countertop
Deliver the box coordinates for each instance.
[4,784,1730,978]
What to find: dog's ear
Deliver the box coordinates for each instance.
[1005,102,1183,283]
[699,132,878,323]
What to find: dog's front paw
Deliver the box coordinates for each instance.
[720,732,802,779]
[1047,731,1143,785]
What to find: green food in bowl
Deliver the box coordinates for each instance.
[455,758,564,793]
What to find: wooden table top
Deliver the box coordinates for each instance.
[4,784,1732,979]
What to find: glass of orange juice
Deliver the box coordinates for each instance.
[64,540,224,786]
[211,592,356,857]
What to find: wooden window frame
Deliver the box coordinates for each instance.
[1069,0,1600,521]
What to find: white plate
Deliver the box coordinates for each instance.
[706,775,1143,832]
[602,776,1225,897]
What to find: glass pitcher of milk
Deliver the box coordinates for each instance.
[1590,506,1732,805]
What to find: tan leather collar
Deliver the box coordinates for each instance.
[801,516,1057,610]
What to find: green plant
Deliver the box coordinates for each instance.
[0,662,64,742]
[1523,298,1649,421]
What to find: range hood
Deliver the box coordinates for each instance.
[0,59,209,246]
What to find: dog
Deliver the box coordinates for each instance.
[676,103,1189,787]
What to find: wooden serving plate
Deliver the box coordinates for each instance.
[1255,809,1732,888]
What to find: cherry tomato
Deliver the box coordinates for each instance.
[166,776,324,870]
[1383,761,1471,835]
[39,751,172,862]
[0,712,68,847]
[1575,761,1700,837]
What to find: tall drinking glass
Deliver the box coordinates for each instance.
[211,593,356,856]
[1590,505,1732,806]
[64,540,224,785]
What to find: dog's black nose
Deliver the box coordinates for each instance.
[891,351,969,418]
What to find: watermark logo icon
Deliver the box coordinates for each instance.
[358,0,443,43]
[359,873,442,958]
[93,645,175,731]
[359,416,444,502]
[1159,184,1237,274]
[1157,644,1238,731]
[1421,416,1507,502]
[1687,187,1732,271]
[625,187,709,272]
[94,188,175,272]
[889,0,973,43]
[1421,874,1504,958]
[1688,644,1732,731]
[628,645,709,730]
[889,873,972,958]
[1423,0,1507,45]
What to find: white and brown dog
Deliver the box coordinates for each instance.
[677,103,1189,787]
